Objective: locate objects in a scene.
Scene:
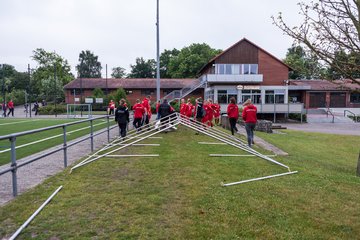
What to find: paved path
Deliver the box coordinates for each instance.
[0,127,119,206]
[235,124,288,156]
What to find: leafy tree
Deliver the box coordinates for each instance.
[327,51,360,80]
[284,45,326,79]
[0,64,16,99]
[31,48,74,101]
[272,0,360,84]
[160,48,180,78]
[128,57,156,78]
[93,88,105,98]
[111,67,126,78]
[168,43,222,78]
[76,50,102,78]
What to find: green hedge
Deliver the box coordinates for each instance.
[38,104,67,115]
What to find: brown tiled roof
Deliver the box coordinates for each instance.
[289,79,360,91]
[64,78,198,89]
[198,38,292,74]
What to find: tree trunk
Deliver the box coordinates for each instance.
[357,150,360,177]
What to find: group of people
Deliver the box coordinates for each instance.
[179,98,221,127]
[2,99,14,117]
[227,97,258,147]
[113,95,258,147]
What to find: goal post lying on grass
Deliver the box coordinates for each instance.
[67,104,93,118]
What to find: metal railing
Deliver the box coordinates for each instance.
[344,110,358,122]
[0,115,117,197]
[326,108,335,123]
[162,79,205,103]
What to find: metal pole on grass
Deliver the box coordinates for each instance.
[28,64,32,118]
[107,115,110,142]
[10,136,18,196]
[156,0,160,102]
[63,126,68,168]
[90,119,94,152]
[9,186,63,240]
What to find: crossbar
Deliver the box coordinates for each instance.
[222,171,298,186]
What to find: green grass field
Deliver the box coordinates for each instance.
[0,126,360,239]
[0,118,117,166]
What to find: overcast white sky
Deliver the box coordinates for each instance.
[0,0,308,76]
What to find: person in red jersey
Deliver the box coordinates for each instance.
[205,99,214,127]
[155,100,161,120]
[227,97,239,135]
[132,99,145,131]
[179,98,188,117]
[142,95,151,127]
[213,101,221,125]
[186,98,194,118]
[108,100,116,115]
[7,99,14,117]
[242,99,257,147]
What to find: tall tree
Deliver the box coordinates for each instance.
[160,48,180,78]
[272,0,360,84]
[168,43,222,78]
[76,50,102,78]
[32,48,74,101]
[128,57,156,78]
[327,50,360,79]
[111,66,126,78]
[284,45,326,79]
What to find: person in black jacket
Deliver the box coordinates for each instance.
[115,99,130,139]
[158,99,174,130]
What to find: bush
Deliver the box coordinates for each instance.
[288,113,307,122]
[38,104,66,115]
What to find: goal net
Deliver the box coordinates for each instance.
[67,104,93,118]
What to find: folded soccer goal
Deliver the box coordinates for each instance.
[66,104,92,118]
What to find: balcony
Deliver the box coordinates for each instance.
[206,74,263,83]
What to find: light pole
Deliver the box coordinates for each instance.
[156,0,160,102]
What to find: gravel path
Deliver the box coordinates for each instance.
[0,127,119,206]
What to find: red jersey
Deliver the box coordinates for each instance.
[156,102,160,113]
[186,103,194,117]
[213,104,220,118]
[142,98,151,115]
[180,103,188,116]
[242,105,257,123]
[204,104,213,120]
[7,101,14,108]
[109,101,115,109]
[133,103,145,119]
[227,103,239,119]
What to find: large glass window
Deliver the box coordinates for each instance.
[217,89,238,104]
[350,92,360,103]
[214,64,257,75]
[242,90,261,104]
[243,64,250,74]
[250,64,258,74]
[265,90,274,104]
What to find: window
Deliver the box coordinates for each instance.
[214,64,257,75]
[225,64,232,74]
[72,89,81,95]
[242,90,261,104]
[141,89,154,95]
[250,64,258,74]
[217,89,237,104]
[265,90,274,104]
[243,64,250,74]
[218,90,227,104]
[350,92,360,103]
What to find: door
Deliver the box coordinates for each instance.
[330,92,346,107]
[309,92,326,108]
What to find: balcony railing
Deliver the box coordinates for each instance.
[206,74,263,83]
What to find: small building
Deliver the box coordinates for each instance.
[194,38,360,117]
[63,78,203,104]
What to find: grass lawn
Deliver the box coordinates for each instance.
[0,118,116,166]
[0,126,360,239]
